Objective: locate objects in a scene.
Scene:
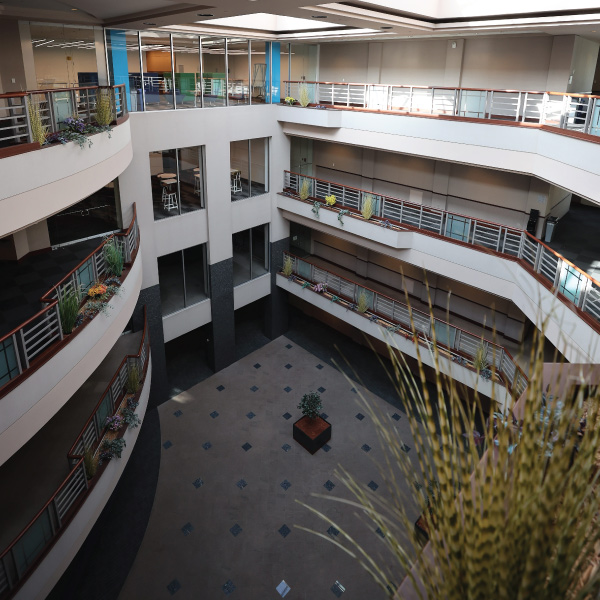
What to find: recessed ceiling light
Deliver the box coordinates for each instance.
[71,7,77,10]
[143,22,157,25]
[197,13,214,16]
[381,26,392,29]
[312,15,327,18]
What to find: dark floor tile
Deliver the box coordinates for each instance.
[236,479,247,489]
[316,364,324,370]
[280,479,291,491]
[246,411,256,419]
[367,481,379,491]
[284,386,292,393]
[327,525,339,537]
[192,478,204,489]
[181,523,194,536]
[324,480,335,491]
[318,387,326,393]
[375,527,385,539]
[253,363,261,369]
[320,412,329,420]
[242,442,252,451]
[210,411,219,419]
[285,343,293,349]
[282,443,291,452]
[285,363,292,369]
[202,442,212,450]
[222,579,236,595]
[391,413,401,421]
[250,386,258,393]
[355,413,365,421]
[278,524,291,538]
[322,444,331,453]
[361,444,371,453]
[331,581,345,597]
[163,441,173,450]
[282,412,292,420]
[173,410,183,417]
[401,444,411,453]
[217,385,225,391]
[230,524,242,537]
[167,579,181,595]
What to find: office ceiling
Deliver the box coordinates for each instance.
[1,0,600,43]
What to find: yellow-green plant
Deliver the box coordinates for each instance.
[282,254,294,278]
[325,194,336,206]
[473,344,490,372]
[298,321,600,599]
[299,83,311,108]
[95,90,115,127]
[28,100,47,146]
[299,178,311,201]
[126,364,141,395]
[357,290,369,313]
[361,194,374,220]
[83,446,98,479]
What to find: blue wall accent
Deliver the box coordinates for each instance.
[107,30,132,111]
[265,42,281,104]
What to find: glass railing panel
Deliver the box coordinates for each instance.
[13,509,53,577]
[0,338,19,387]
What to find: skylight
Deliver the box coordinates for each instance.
[195,13,346,31]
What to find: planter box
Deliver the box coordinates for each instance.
[293,415,331,454]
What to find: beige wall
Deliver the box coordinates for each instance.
[0,20,29,93]
[318,34,598,93]
[32,45,97,87]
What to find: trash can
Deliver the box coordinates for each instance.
[545,216,558,243]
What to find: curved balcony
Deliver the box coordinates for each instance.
[279,251,527,408]
[280,172,600,363]
[0,206,141,465]
[0,309,150,600]
[0,86,131,238]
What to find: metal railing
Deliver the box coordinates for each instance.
[282,251,528,397]
[0,308,149,597]
[283,171,600,326]
[0,204,139,394]
[0,85,127,147]
[283,81,600,137]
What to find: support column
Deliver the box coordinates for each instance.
[266,42,281,103]
[0,20,34,93]
[207,258,236,371]
[443,39,465,88]
[132,286,168,409]
[94,27,108,86]
[106,29,132,110]
[264,237,290,339]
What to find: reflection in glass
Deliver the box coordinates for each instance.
[177,146,205,213]
[250,41,268,104]
[172,33,201,108]
[106,29,141,111]
[141,31,173,111]
[230,140,249,201]
[227,39,250,106]
[250,137,268,196]
[232,225,270,286]
[202,37,226,107]
[47,180,120,246]
[183,245,208,305]
[158,251,185,315]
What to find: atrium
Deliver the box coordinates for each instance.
[2,0,600,598]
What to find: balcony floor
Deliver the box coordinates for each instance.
[0,238,100,339]
[0,330,141,552]
[546,202,600,282]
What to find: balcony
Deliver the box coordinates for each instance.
[278,251,527,407]
[0,309,150,600]
[0,206,142,464]
[280,171,600,363]
[0,86,132,238]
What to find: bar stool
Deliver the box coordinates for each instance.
[161,179,178,211]
[194,173,202,196]
[231,169,242,193]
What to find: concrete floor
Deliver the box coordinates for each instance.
[0,330,141,550]
[119,336,421,599]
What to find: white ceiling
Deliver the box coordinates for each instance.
[1,0,600,44]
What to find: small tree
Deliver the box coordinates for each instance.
[298,391,323,420]
[299,178,311,201]
[282,254,294,278]
[357,290,369,313]
[299,83,311,107]
[361,194,375,220]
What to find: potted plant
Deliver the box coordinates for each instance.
[293,391,331,454]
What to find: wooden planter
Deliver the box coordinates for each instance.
[293,415,331,454]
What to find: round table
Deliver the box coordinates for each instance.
[157,172,176,179]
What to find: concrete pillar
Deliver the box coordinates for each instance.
[94,27,108,86]
[0,20,32,93]
[431,161,451,210]
[366,43,383,84]
[207,258,236,371]
[264,237,290,339]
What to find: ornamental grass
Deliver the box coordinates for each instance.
[298,309,600,599]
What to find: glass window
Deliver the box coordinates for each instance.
[106,29,142,112]
[250,41,268,104]
[232,225,269,286]
[141,31,173,111]
[202,37,226,107]
[227,39,250,106]
[172,33,201,109]
[30,22,98,89]
[47,180,120,247]
[158,251,185,315]
[149,147,204,220]
[250,137,268,196]
[445,214,471,242]
[158,244,209,315]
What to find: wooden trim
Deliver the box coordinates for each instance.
[0,143,40,159]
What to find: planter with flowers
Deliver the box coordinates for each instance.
[293,391,331,454]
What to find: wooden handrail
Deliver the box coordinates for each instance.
[0,203,137,351]
[283,81,600,99]
[285,170,600,293]
[0,306,149,578]
[0,84,126,100]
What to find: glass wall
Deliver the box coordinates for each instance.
[228,39,250,106]
[230,137,269,201]
[47,180,120,246]
[106,29,141,111]
[202,37,227,107]
[149,146,205,220]
[30,22,98,89]
[232,225,269,286]
[250,41,268,104]
[158,244,209,315]
[141,31,173,111]
[172,33,201,108]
